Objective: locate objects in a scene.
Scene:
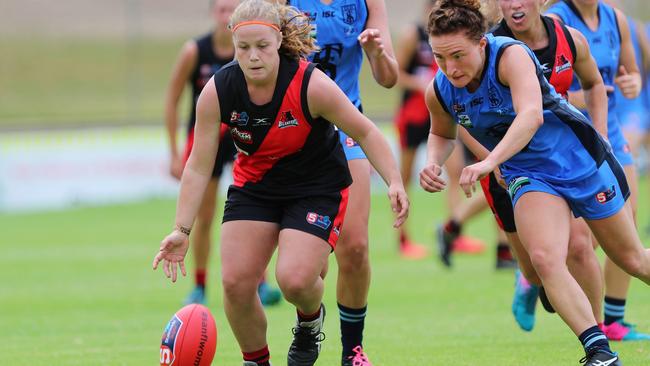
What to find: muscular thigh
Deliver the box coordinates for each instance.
[220,221,279,280]
[276,229,331,281]
[514,191,571,259]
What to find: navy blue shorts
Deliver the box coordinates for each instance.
[222,187,349,249]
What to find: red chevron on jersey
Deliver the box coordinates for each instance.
[548,18,575,98]
[232,61,313,187]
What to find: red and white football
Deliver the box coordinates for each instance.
[160,304,217,366]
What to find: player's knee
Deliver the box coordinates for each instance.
[276,274,312,303]
[567,237,594,266]
[528,249,560,278]
[618,255,646,279]
[336,232,369,262]
[221,272,256,302]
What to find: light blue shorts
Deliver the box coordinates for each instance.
[338,130,366,161]
[609,124,634,167]
[507,156,629,220]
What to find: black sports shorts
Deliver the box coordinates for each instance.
[222,187,349,249]
[480,172,517,233]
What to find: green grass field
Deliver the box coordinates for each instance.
[2,182,649,365]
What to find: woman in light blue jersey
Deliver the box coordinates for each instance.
[546,0,648,342]
[283,1,399,365]
[420,0,650,364]
[614,15,650,154]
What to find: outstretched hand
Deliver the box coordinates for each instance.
[419,163,446,193]
[459,160,496,198]
[152,229,190,283]
[614,65,641,99]
[358,28,386,59]
[388,182,409,228]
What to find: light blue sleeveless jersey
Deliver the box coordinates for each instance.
[615,18,648,132]
[289,0,368,108]
[546,0,633,165]
[434,34,610,183]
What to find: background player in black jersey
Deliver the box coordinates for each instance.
[394,0,437,259]
[164,0,282,307]
[153,1,408,366]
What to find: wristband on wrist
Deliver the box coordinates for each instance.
[175,224,191,236]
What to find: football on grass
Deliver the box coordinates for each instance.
[160,304,217,366]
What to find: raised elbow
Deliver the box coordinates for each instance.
[378,74,398,88]
[526,109,544,129]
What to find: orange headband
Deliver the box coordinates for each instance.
[232,21,281,33]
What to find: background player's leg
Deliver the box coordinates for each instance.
[587,207,650,285]
[184,178,218,304]
[335,159,372,363]
[601,165,650,340]
[398,144,427,258]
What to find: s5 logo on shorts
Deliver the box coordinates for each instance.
[345,137,359,147]
[306,212,331,230]
[596,185,616,204]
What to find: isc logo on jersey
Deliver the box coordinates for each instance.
[306,212,331,230]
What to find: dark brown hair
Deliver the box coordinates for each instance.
[427,0,486,42]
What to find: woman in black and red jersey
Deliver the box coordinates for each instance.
[393,0,439,259]
[153,1,408,366]
[466,0,610,333]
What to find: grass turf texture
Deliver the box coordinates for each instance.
[1,180,649,365]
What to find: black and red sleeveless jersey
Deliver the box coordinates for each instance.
[188,32,233,131]
[396,25,438,125]
[214,56,352,199]
[491,16,577,98]
[401,25,436,104]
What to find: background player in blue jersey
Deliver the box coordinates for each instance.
[153,1,408,366]
[164,0,282,306]
[547,0,649,342]
[421,0,650,364]
[284,0,399,364]
[609,7,650,158]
